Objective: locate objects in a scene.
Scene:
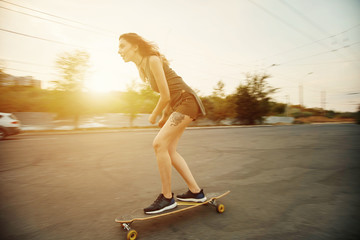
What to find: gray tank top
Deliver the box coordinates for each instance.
[144,57,206,117]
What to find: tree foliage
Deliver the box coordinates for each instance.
[52,50,90,91]
[233,74,277,125]
[201,81,236,123]
[212,80,225,98]
[6,69,354,126]
[121,80,159,126]
[51,50,90,128]
[356,105,360,124]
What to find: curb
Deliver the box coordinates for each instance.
[17,122,356,137]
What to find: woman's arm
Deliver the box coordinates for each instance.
[163,102,172,116]
[158,102,172,127]
[148,55,171,124]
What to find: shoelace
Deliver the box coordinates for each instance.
[151,194,165,206]
[182,190,194,197]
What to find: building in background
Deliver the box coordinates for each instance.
[0,71,41,88]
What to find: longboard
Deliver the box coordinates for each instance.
[115,190,230,240]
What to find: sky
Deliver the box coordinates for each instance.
[0,0,359,112]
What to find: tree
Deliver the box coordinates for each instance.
[121,80,159,127]
[269,102,286,115]
[138,82,159,113]
[202,81,236,124]
[53,50,90,91]
[122,80,142,127]
[212,80,225,98]
[234,74,277,125]
[52,50,90,129]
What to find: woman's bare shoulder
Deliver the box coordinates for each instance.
[148,55,162,65]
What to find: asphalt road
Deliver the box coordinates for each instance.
[0,124,359,240]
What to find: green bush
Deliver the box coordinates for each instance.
[337,112,355,119]
[291,111,313,118]
[355,111,360,124]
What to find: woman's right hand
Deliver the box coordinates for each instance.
[158,115,168,128]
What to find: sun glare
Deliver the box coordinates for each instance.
[86,70,123,93]
[87,79,113,92]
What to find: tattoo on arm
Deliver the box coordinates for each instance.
[170,112,185,126]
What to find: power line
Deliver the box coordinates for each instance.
[0,0,116,36]
[278,0,359,61]
[0,27,109,53]
[0,27,85,48]
[248,0,316,41]
[283,59,360,66]
[0,6,110,36]
[248,0,355,62]
[278,0,330,37]
[0,58,54,68]
[274,41,360,66]
[1,66,56,76]
[257,24,360,63]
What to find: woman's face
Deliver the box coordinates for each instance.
[118,38,138,62]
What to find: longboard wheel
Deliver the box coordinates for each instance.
[217,204,225,213]
[127,229,137,240]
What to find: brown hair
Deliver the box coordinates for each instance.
[119,33,169,65]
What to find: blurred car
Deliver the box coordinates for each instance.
[0,112,21,140]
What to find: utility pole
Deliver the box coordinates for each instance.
[321,90,326,115]
[286,95,290,116]
[299,84,303,107]
[299,72,313,107]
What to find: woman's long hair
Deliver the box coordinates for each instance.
[119,33,169,65]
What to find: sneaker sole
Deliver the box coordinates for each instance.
[176,196,207,203]
[144,202,178,215]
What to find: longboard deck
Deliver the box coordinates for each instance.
[115,190,230,224]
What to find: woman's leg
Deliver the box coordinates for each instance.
[168,128,201,194]
[152,112,193,198]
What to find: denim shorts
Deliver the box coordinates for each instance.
[172,91,200,120]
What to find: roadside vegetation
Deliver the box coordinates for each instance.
[0,50,358,128]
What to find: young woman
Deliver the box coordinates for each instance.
[118,33,207,214]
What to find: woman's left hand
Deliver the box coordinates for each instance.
[148,113,157,124]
